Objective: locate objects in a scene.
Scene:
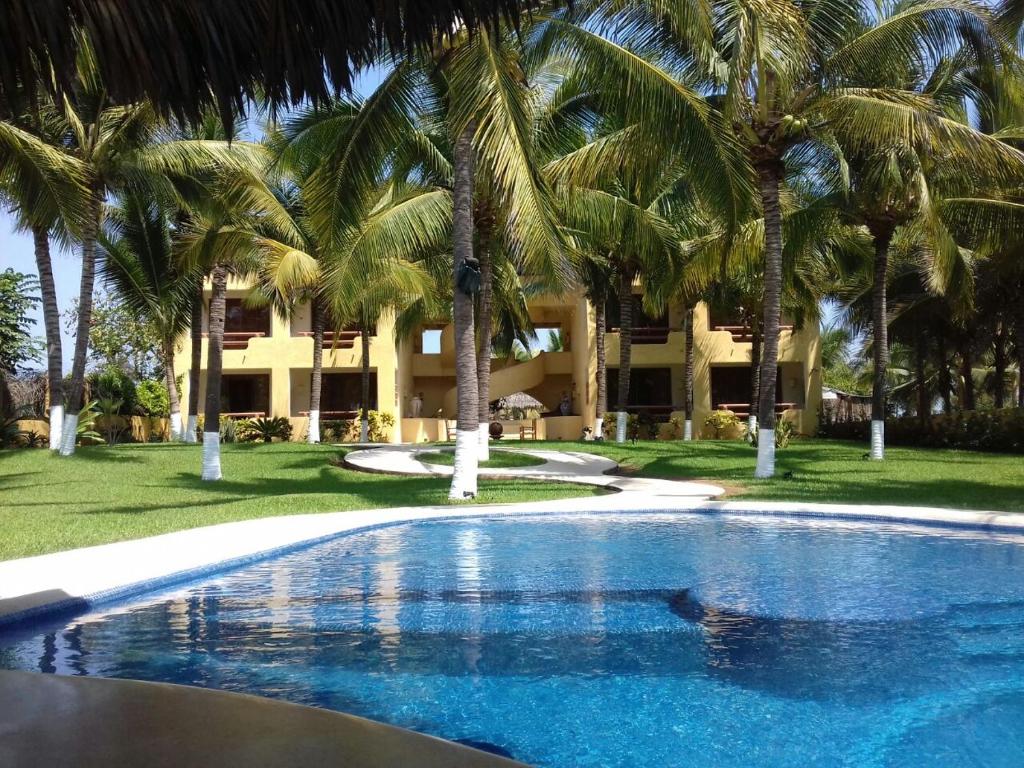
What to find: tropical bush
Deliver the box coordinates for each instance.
[136,380,170,417]
[0,413,22,448]
[219,417,238,444]
[321,419,353,442]
[18,430,47,448]
[819,410,1024,454]
[238,416,293,443]
[88,369,138,415]
[367,410,395,442]
[746,419,796,449]
[705,410,741,439]
[76,403,103,446]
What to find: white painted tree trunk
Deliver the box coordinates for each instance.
[201,432,222,481]
[449,428,479,499]
[615,411,627,443]
[754,431,776,478]
[184,415,198,443]
[307,410,320,444]
[58,412,78,456]
[747,414,758,434]
[478,426,489,461]
[870,420,885,461]
[48,405,63,451]
[169,411,183,442]
[594,417,604,441]
[360,418,369,444]
[683,419,693,441]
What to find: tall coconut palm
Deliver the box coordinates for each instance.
[185,286,203,442]
[33,42,273,456]
[99,193,201,440]
[537,0,1012,476]
[0,115,89,449]
[296,27,567,497]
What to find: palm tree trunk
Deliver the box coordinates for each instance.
[360,322,370,443]
[683,303,695,440]
[915,327,929,425]
[993,321,1007,409]
[201,264,227,480]
[754,161,784,477]
[32,225,63,450]
[60,185,101,456]
[749,317,761,434]
[164,339,183,440]
[476,247,493,461]
[615,266,634,443]
[869,227,892,461]
[936,324,952,414]
[1017,297,1024,408]
[308,295,325,443]
[958,329,976,412]
[449,123,479,499]
[595,297,607,439]
[185,284,202,443]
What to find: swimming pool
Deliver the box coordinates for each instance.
[3,511,1024,766]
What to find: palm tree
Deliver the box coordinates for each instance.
[0,115,88,449]
[185,286,203,442]
[539,0,1014,476]
[26,42,272,456]
[99,193,200,440]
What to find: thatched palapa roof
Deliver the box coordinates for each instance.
[1,0,548,127]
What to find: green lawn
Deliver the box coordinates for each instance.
[521,438,1024,512]
[417,449,546,469]
[0,443,602,561]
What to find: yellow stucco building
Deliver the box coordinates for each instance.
[175,277,821,442]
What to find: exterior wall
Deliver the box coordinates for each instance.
[176,279,822,442]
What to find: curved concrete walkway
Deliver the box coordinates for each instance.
[344,444,726,499]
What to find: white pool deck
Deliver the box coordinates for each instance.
[2,444,1023,626]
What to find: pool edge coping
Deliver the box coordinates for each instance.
[3,496,1024,629]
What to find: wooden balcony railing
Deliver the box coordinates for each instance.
[716,402,798,417]
[296,330,361,349]
[202,331,267,350]
[711,325,793,343]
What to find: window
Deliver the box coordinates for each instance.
[321,373,378,414]
[224,299,271,336]
[421,329,442,354]
[221,374,270,415]
[607,368,672,407]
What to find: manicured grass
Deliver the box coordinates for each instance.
[417,449,546,469]
[0,443,602,561]
[522,438,1024,512]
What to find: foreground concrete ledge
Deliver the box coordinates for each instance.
[0,670,526,768]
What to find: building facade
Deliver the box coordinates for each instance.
[175,277,822,442]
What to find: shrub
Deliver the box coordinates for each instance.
[220,417,238,443]
[704,410,741,439]
[322,419,354,442]
[18,430,47,448]
[88,369,138,415]
[238,416,293,443]
[818,409,1024,454]
[367,410,395,442]
[76,402,103,446]
[136,380,169,417]
[746,418,796,449]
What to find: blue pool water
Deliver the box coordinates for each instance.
[4,512,1024,766]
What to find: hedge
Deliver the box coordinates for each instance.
[818,408,1024,454]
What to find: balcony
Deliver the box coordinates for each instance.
[296,330,361,349]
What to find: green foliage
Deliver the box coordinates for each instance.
[238,416,294,443]
[66,292,162,381]
[135,380,170,417]
[367,410,395,442]
[820,410,1024,454]
[704,410,741,439]
[219,418,238,444]
[88,368,138,415]
[18,430,47,449]
[322,419,354,442]
[0,413,22,448]
[76,402,103,446]
[747,420,797,449]
[0,269,42,375]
